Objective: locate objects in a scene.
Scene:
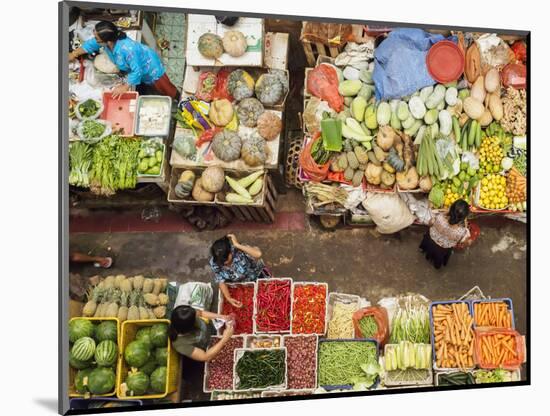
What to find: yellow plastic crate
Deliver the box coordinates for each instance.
[116,319,180,400]
[68,317,121,398]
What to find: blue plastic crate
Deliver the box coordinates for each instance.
[429,300,474,371]
[69,398,143,410]
[471,298,515,329]
[317,338,380,390]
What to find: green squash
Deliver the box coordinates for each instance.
[255,73,285,106]
[237,98,264,128]
[155,347,168,366]
[212,130,242,162]
[228,69,255,101]
[95,321,117,342]
[124,340,151,368]
[139,358,158,376]
[241,133,268,167]
[69,319,95,343]
[135,327,153,350]
[175,170,195,199]
[197,33,223,59]
[74,368,93,394]
[69,353,92,370]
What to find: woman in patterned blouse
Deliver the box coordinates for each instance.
[68,21,179,99]
[209,234,266,308]
[420,199,471,269]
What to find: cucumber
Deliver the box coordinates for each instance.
[468,120,477,146]
[475,122,482,149]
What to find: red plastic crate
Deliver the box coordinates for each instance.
[101,91,138,137]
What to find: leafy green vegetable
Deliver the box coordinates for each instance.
[429,184,445,208]
[89,134,140,195]
[78,99,101,118]
[82,120,106,139]
[69,142,93,188]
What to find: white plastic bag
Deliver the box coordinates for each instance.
[362,192,415,234]
[400,193,433,225]
[174,282,213,311]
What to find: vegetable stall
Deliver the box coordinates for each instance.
[297,26,527,228]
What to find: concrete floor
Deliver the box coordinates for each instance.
[69,212,527,401]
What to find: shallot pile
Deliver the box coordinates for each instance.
[206,337,243,390]
[285,335,317,389]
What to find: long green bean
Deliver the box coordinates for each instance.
[318,341,377,385]
[358,316,378,338]
[235,350,286,389]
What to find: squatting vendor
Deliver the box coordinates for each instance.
[69,21,179,99]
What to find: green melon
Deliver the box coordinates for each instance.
[197,33,224,59]
[69,319,95,343]
[149,323,168,347]
[72,337,96,361]
[95,340,118,367]
[124,340,151,368]
[126,371,150,396]
[88,367,116,395]
[150,366,167,393]
[95,321,118,342]
[69,353,92,370]
[139,358,158,376]
[135,327,152,350]
[74,368,93,394]
[155,347,168,366]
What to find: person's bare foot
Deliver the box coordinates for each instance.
[93,257,113,268]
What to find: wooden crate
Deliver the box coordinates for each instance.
[300,22,345,67]
[217,174,278,224]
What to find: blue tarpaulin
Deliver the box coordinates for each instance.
[373,28,452,100]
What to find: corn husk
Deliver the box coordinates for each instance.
[142,278,154,294]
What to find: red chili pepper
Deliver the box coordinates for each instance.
[255,280,291,332]
[291,284,327,334]
[221,285,254,334]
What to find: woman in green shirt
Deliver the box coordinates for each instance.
[169,305,234,362]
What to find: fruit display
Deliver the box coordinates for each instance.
[506,167,527,211]
[478,136,504,176]
[440,162,480,208]
[138,139,164,176]
[478,174,508,210]
[120,322,169,397]
[82,275,168,321]
[68,318,119,396]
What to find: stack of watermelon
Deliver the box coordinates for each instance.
[69,319,119,396]
[121,323,169,397]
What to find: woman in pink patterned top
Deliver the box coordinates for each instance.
[420,200,471,269]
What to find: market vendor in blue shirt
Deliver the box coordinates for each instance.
[69,21,179,99]
[209,234,269,308]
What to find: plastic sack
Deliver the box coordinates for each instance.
[372,28,447,100]
[352,306,390,347]
[476,33,514,68]
[455,221,480,250]
[510,41,527,63]
[173,128,197,159]
[474,327,525,370]
[400,193,432,225]
[501,63,526,89]
[196,71,217,102]
[76,119,112,144]
[299,133,330,182]
[303,97,333,135]
[211,68,233,101]
[362,192,415,234]
[196,127,221,148]
[174,282,213,311]
[307,64,344,112]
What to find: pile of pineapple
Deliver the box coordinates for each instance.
[82,275,169,321]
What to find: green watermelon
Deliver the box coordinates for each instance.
[150,366,167,393]
[139,359,158,376]
[150,323,168,347]
[74,368,93,394]
[72,337,96,361]
[69,353,92,370]
[155,347,168,366]
[95,321,118,342]
[126,371,149,396]
[135,327,153,350]
[69,319,95,343]
[88,367,116,395]
[95,340,118,367]
[124,340,151,368]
